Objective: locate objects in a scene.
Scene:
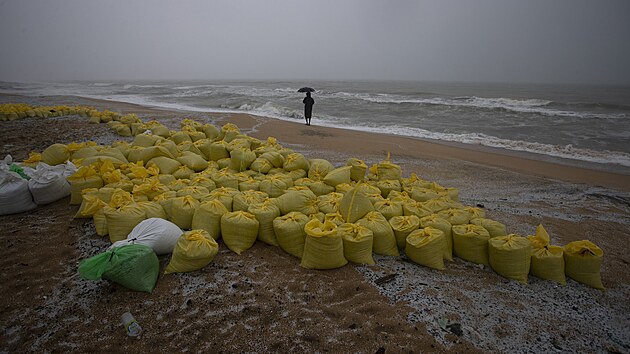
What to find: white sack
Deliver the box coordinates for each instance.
[62,161,78,178]
[28,163,71,205]
[0,167,37,215]
[108,218,183,255]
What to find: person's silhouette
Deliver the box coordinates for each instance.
[303,91,314,126]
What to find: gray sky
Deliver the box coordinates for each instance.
[1,0,629,84]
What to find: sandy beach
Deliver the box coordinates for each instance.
[1,93,629,353]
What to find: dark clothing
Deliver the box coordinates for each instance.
[303,96,314,118]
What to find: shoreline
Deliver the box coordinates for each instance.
[4,93,627,191]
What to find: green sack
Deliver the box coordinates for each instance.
[78,244,159,293]
[10,164,30,180]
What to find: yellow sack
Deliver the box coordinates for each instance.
[323,166,352,187]
[273,212,309,258]
[168,178,191,192]
[376,179,402,198]
[229,148,256,172]
[209,141,230,161]
[527,224,550,249]
[463,206,486,219]
[148,123,169,137]
[356,211,399,256]
[137,201,167,219]
[41,143,70,165]
[67,166,103,205]
[488,234,532,284]
[93,208,109,237]
[317,192,343,214]
[201,123,219,140]
[176,186,210,200]
[239,178,260,192]
[164,230,219,274]
[103,204,147,243]
[356,183,381,196]
[171,131,192,144]
[405,227,447,270]
[190,176,217,191]
[72,146,98,160]
[452,224,491,265]
[470,218,507,237]
[301,219,347,269]
[213,170,239,190]
[147,156,182,175]
[132,178,169,200]
[376,152,402,181]
[74,189,103,219]
[132,133,160,147]
[96,147,129,164]
[324,212,345,226]
[250,157,273,174]
[193,138,213,160]
[191,199,228,240]
[283,153,310,172]
[305,180,335,196]
[307,159,334,180]
[177,151,209,172]
[207,187,239,211]
[436,208,470,226]
[226,137,251,152]
[127,146,175,163]
[402,200,432,219]
[277,189,319,215]
[338,223,374,265]
[232,190,268,212]
[308,212,325,222]
[249,201,281,246]
[374,199,403,220]
[221,211,259,254]
[388,190,413,204]
[259,175,288,198]
[80,155,126,168]
[422,197,453,213]
[563,240,604,290]
[346,158,367,182]
[172,165,195,180]
[339,186,374,223]
[259,151,285,168]
[420,214,453,261]
[335,183,354,194]
[409,187,440,202]
[102,168,126,185]
[531,245,566,285]
[389,215,420,249]
[22,152,42,167]
[168,196,199,230]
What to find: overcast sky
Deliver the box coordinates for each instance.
[1,0,629,84]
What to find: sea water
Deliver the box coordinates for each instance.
[2,80,629,170]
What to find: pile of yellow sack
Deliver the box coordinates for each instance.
[16,105,605,289]
[0,103,98,121]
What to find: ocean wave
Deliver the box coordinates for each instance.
[122,84,167,90]
[91,82,115,87]
[346,124,630,167]
[323,91,625,119]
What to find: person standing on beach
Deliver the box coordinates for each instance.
[303,91,314,126]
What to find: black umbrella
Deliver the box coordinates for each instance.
[297,87,315,93]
